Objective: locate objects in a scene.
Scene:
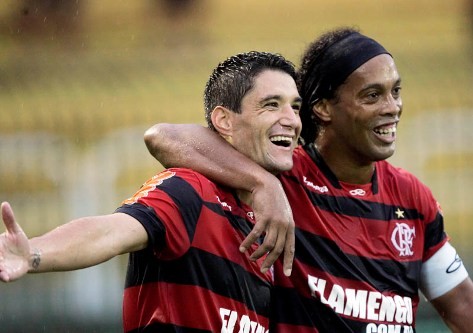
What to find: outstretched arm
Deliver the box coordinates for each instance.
[144,123,294,276]
[0,201,147,282]
[0,202,31,282]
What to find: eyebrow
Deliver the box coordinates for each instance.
[360,77,402,92]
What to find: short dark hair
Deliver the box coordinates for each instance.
[204,51,297,130]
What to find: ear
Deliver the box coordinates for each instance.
[211,106,234,137]
[312,99,332,122]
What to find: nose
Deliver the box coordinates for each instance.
[382,93,402,118]
[280,104,302,129]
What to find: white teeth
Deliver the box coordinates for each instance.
[270,135,292,143]
[374,126,396,135]
[270,135,293,147]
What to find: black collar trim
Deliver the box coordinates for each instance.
[302,143,379,194]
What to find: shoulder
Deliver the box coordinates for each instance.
[377,161,439,211]
[164,167,219,196]
[165,167,211,182]
[378,161,429,190]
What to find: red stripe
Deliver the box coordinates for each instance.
[192,206,271,281]
[123,282,269,332]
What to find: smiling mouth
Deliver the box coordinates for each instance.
[270,135,293,147]
[373,124,397,137]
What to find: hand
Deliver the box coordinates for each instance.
[239,176,295,276]
[0,202,31,282]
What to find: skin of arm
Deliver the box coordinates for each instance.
[431,277,473,332]
[0,201,148,282]
[144,123,295,276]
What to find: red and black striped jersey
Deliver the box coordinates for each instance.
[271,144,448,333]
[116,168,272,333]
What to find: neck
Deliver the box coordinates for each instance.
[315,141,375,185]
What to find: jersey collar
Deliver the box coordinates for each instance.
[303,143,379,195]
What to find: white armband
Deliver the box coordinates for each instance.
[419,242,469,300]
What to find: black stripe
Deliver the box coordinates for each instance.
[158,176,203,242]
[203,201,252,234]
[118,176,204,246]
[203,200,263,245]
[281,167,422,295]
[125,247,271,316]
[304,143,342,188]
[424,211,447,251]
[116,203,166,252]
[310,188,422,221]
[295,227,420,295]
[122,176,270,315]
[271,285,365,333]
[282,172,423,221]
[162,178,260,244]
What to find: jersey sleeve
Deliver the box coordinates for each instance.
[115,201,166,252]
[420,241,469,300]
[402,171,470,299]
[403,170,448,261]
[116,168,207,259]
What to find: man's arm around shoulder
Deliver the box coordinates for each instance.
[144,123,295,276]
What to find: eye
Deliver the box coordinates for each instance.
[362,91,380,104]
[392,86,402,98]
[264,101,279,109]
[367,92,380,99]
[292,103,301,115]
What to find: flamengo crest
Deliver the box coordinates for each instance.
[391,223,415,256]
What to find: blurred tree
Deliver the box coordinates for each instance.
[159,0,196,18]
[147,0,209,47]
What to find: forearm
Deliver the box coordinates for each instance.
[28,215,127,273]
[144,123,276,193]
[432,277,473,332]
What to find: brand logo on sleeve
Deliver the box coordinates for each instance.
[446,253,463,273]
[121,171,175,205]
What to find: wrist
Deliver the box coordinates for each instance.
[251,171,280,193]
[29,248,41,272]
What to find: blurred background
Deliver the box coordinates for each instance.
[0,0,472,331]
